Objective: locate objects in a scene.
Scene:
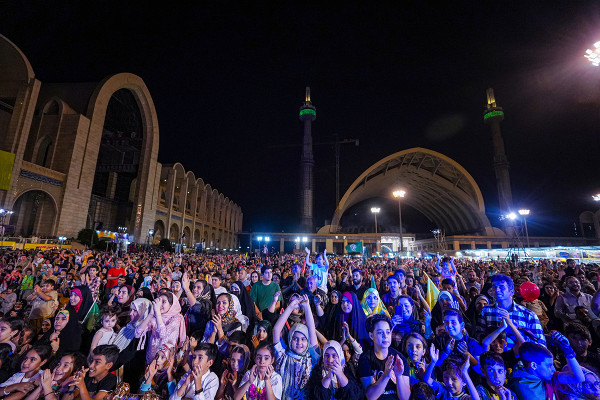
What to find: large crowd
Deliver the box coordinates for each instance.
[0,246,598,400]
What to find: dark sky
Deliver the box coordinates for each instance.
[3,1,600,237]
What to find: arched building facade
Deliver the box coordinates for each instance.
[0,34,242,244]
[329,148,493,235]
[154,163,242,250]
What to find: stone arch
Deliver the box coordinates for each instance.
[10,189,58,237]
[194,228,201,245]
[183,226,192,247]
[169,223,180,242]
[83,73,160,241]
[331,148,491,235]
[204,184,213,223]
[171,163,186,213]
[195,178,205,219]
[153,220,165,242]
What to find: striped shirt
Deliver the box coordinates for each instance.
[476,302,546,347]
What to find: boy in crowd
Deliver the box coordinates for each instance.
[507,331,585,400]
[476,351,517,400]
[434,309,483,368]
[70,344,119,400]
[27,279,58,331]
[424,344,480,400]
[359,314,411,400]
[171,343,219,400]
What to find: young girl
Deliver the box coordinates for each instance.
[402,332,429,384]
[252,320,272,348]
[218,344,250,400]
[140,344,176,399]
[234,343,282,400]
[89,309,118,355]
[0,345,52,395]
[0,318,22,352]
[273,294,320,400]
[23,352,88,400]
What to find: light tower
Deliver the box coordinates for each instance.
[484,89,514,227]
[299,87,316,232]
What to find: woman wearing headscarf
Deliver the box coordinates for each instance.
[136,287,154,302]
[307,340,364,400]
[430,290,462,332]
[331,292,369,349]
[113,297,152,393]
[40,309,82,356]
[136,291,187,364]
[202,293,242,345]
[229,280,256,330]
[65,285,94,323]
[465,294,490,336]
[109,284,135,328]
[361,288,390,318]
[182,273,215,334]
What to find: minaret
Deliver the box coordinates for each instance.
[299,87,316,232]
[484,88,514,218]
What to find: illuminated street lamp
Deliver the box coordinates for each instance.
[593,193,600,202]
[518,209,531,248]
[58,236,67,249]
[370,207,381,234]
[506,212,517,221]
[393,190,406,254]
[585,42,600,66]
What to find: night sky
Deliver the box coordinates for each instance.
[3,2,600,237]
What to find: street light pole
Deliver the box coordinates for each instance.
[370,207,380,234]
[518,209,530,248]
[393,190,406,254]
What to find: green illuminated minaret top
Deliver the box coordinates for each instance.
[484,88,504,122]
[299,87,316,120]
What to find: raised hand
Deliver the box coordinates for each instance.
[264,365,274,381]
[461,356,471,373]
[392,355,404,377]
[384,355,395,379]
[144,359,159,381]
[305,247,311,255]
[456,341,468,355]
[445,338,456,354]
[429,344,440,364]
[273,291,281,303]
[248,365,258,382]
[331,359,344,378]
[251,335,260,348]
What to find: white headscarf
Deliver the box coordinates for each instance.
[112,298,152,351]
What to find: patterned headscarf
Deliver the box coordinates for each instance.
[361,288,390,317]
[216,293,237,325]
[276,323,313,399]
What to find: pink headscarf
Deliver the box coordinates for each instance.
[155,294,187,347]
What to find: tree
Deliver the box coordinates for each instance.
[77,229,98,247]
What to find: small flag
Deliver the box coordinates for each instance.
[345,241,363,254]
[83,301,100,331]
[423,272,440,309]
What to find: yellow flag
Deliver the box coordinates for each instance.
[423,272,440,309]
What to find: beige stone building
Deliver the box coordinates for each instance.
[0,34,242,246]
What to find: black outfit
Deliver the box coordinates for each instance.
[330,292,369,349]
[113,331,150,393]
[357,348,410,400]
[83,373,117,396]
[230,280,256,329]
[307,363,364,400]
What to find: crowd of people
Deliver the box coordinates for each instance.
[0,245,598,400]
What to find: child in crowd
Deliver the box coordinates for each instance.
[171,343,219,400]
[140,344,176,398]
[68,344,119,400]
[424,344,479,400]
[434,309,483,368]
[402,332,429,384]
[273,294,320,400]
[0,345,52,395]
[24,352,88,400]
[234,342,282,400]
[89,309,118,355]
[358,314,410,400]
[217,344,250,400]
[476,351,517,400]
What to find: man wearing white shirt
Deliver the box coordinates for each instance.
[170,343,219,400]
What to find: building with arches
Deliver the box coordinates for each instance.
[0,34,241,244]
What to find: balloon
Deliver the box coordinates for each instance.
[519,282,540,302]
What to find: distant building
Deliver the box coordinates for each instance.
[0,34,241,245]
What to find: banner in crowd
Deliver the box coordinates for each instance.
[345,241,363,254]
[423,272,439,308]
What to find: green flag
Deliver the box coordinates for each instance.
[83,301,100,331]
[345,241,363,254]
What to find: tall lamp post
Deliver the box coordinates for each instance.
[370,207,380,234]
[518,209,530,248]
[392,190,406,254]
[585,42,600,66]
